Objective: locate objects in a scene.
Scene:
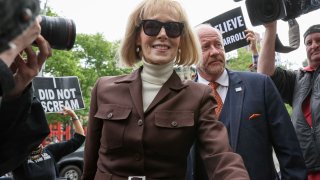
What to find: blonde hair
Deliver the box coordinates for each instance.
[119,0,202,67]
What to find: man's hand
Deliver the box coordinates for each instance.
[245,29,258,55]
[0,17,42,67]
[6,35,51,99]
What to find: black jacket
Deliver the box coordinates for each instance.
[0,85,50,176]
[12,133,85,180]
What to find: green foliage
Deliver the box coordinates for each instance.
[43,7,59,17]
[226,48,252,71]
[40,8,134,124]
[75,33,132,77]
[43,33,132,124]
[285,103,293,116]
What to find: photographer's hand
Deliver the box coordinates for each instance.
[5,35,51,99]
[0,17,41,68]
[245,29,258,55]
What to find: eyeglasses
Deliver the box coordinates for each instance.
[140,19,184,38]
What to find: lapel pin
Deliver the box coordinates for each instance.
[235,87,242,92]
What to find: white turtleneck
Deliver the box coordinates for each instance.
[141,60,174,112]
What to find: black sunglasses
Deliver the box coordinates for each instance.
[140,19,184,38]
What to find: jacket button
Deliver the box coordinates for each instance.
[137,119,143,126]
[107,113,113,119]
[171,121,178,127]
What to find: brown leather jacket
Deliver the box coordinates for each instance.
[82,67,249,180]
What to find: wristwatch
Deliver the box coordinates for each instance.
[71,117,79,121]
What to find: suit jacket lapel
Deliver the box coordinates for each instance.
[226,70,244,151]
[194,70,244,150]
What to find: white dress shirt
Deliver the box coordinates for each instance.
[197,69,229,103]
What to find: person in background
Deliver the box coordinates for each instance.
[186,24,307,180]
[82,0,249,179]
[258,21,320,180]
[12,106,86,180]
[52,136,60,143]
[43,137,53,147]
[0,16,51,175]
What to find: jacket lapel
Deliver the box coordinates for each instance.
[115,67,187,118]
[226,70,244,151]
[145,71,187,113]
[115,67,144,119]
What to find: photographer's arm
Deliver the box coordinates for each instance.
[0,18,41,67]
[4,35,51,100]
[257,21,277,76]
[0,19,43,97]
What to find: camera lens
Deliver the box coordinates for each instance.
[245,0,285,26]
[40,16,76,50]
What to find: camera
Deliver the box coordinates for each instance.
[39,16,76,50]
[0,0,76,52]
[0,0,40,52]
[236,0,320,26]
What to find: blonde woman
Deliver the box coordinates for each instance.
[82,0,249,179]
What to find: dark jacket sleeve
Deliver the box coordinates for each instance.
[0,58,15,97]
[0,85,50,176]
[271,67,297,105]
[264,76,307,179]
[82,78,102,180]
[46,133,86,162]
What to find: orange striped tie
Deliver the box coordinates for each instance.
[209,82,223,118]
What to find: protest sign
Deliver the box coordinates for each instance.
[203,7,248,52]
[33,76,85,113]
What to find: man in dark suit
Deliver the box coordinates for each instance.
[186,24,307,180]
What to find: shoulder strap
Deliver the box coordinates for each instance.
[275,19,300,53]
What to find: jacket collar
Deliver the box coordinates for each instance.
[303,66,316,72]
[114,66,188,90]
[220,69,244,151]
[114,67,142,83]
[226,69,242,85]
[114,66,188,117]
